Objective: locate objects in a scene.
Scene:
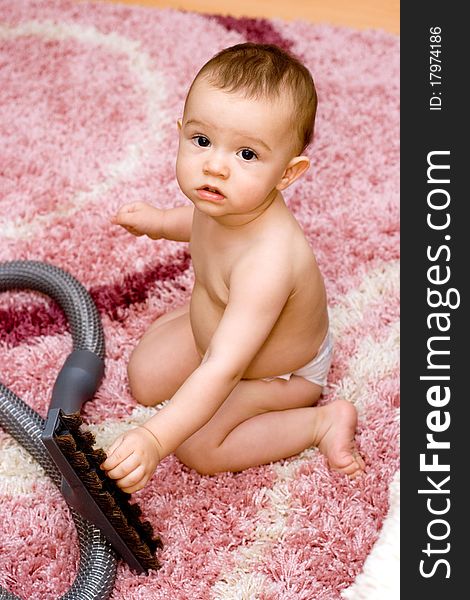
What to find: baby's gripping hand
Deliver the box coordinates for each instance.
[111,202,163,239]
[101,425,162,493]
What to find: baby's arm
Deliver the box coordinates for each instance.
[112,202,194,242]
[102,250,294,491]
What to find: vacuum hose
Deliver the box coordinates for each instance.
[0,261,117,600]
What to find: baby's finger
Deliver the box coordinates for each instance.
[120,478,147,494]
[113,214,143,235]
[117,202,142,217]
[113,212,133,227]
[105,453,140,481]
[113,465,147,493]
[101,437,127,470]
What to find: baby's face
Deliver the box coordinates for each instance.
[176,77,299,220]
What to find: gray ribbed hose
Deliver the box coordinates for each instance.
[0,261,117,600]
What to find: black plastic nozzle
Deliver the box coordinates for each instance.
[49,349,105,414]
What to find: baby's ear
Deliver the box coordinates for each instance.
[177,118,182,130]
[276,156,310,191]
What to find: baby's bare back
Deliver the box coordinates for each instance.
[189,200,329,379]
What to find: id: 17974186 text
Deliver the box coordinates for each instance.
[429,26,442,111]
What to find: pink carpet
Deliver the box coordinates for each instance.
[0,1,399,598]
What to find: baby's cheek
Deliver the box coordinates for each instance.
[175,157,191,191]
[241,176,272,200]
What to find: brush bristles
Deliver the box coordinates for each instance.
[55,412,162,570]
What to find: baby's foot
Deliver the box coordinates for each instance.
[313,400,365,478]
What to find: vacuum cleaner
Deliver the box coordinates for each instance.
[0,261,162,600]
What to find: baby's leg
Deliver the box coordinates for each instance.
[127,304,201,406]
[175,377,364,477]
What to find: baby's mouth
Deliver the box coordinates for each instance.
[201,185,223,194]
[197,186,225,201]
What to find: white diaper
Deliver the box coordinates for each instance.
[262,329,334,387]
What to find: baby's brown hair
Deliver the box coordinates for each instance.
[186,43,317,154]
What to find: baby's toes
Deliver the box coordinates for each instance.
[348,453,365,478]
[334,451,365,478]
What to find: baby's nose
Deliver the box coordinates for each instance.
[203,154,229,179]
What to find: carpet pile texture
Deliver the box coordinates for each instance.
[0,1,399,598]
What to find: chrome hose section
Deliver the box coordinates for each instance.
[0,261,117,600]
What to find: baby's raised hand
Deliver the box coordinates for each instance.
[111,202,163,239]
[101,426,162,493]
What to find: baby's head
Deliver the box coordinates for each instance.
[184,43,317,156]
[177,44,317,220]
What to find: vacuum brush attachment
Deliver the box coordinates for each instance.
[43,408,162,573]
[42,344,162,573]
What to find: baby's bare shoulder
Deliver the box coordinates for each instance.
[260,216,316,267]
[235,222,316,291]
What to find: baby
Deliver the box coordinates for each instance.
[102,43,364,493]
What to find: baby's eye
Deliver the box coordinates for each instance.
[238,148,258,161]
[192,135,210,148]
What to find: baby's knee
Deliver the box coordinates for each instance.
[176,449,219,476]
[127,353,159,407]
